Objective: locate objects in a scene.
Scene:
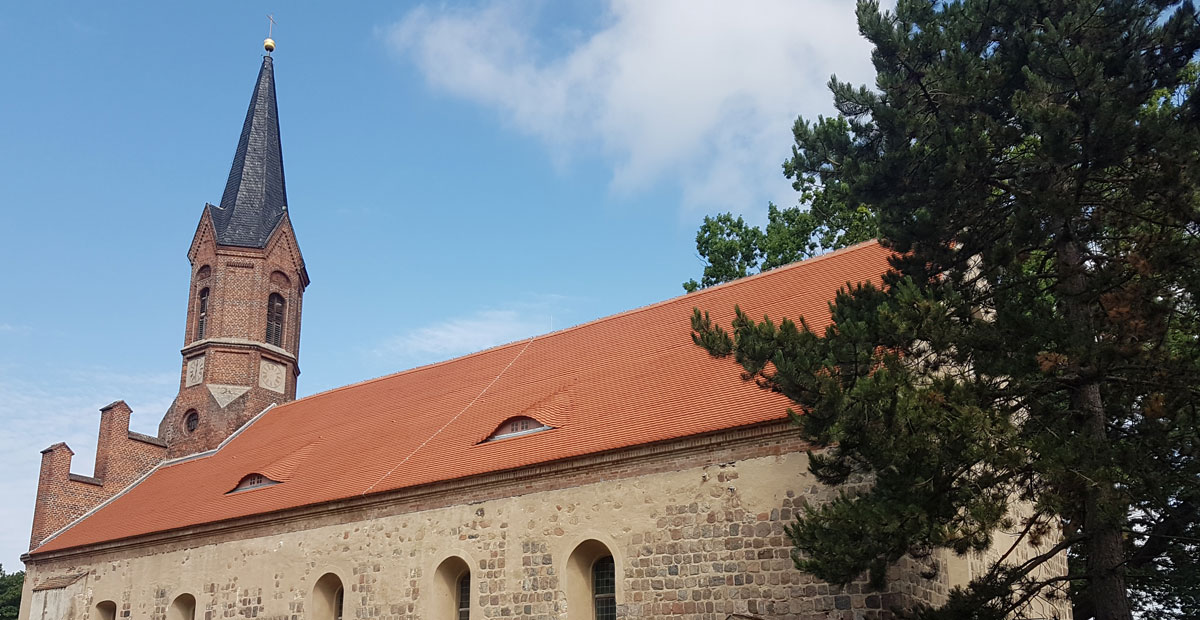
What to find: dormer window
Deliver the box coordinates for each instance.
[266,293,285,347]
[228,473,279,493]
[483,416,551,442]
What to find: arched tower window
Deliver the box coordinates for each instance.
[266,293,285,347]
[184,410,199,434]
[196,288,210,340]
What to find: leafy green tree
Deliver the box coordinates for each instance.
[0,565,23,620]
[683,159,879,292]
[682,201,878,292]
[691,1,1199,618]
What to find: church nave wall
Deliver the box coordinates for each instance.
[22,428,948,620]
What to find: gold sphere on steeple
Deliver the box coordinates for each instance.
[264,37,276,53]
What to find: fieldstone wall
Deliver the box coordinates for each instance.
[22,428,962,620]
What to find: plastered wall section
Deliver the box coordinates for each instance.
[943,501,1073,619]
[20,430,953,620]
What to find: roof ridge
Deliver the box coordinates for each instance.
[279,239,887,407]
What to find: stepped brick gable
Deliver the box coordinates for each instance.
[28,402,166,550]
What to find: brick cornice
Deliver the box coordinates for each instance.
[181,337,297,365]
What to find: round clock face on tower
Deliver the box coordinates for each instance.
[185,356,206,387]
[258,360,286,394]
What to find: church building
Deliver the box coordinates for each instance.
[19,42,1029,620]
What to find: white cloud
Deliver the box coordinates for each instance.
[376,295,572,363]
[387,309,547,357]
[387,0,879,213]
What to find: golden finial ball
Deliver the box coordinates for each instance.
[264,38,276,52]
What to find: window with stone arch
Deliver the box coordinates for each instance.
[166,593,196,620]
[432,556,471,620]
[312,573,344,620]
[566,540,617,620]
[196,288,210,340]
[183,409,199,434]
[266,293,285,347]
[95,600,117,620]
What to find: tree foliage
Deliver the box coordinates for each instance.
[690,1,1200,618]
[682,200,879,292]
[0,565,23,620]
[683,198,878,293]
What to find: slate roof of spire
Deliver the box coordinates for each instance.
[210,55,288,248]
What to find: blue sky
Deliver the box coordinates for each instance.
[0,0,877,570]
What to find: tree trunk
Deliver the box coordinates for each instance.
[1079,381,1132,620]
[1057,237,1132,620]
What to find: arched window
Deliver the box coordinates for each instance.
[196,288,210,340]
[456,573,471,620]
[592,556,615,620]
[313,573,344,620]
[432,556,471,620]
[184,410,199,434]
[266,293,285,347]
[567,540,617,620]
[167,593,196,620]
[95,601,117,620]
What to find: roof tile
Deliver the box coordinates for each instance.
[34,241,893,554]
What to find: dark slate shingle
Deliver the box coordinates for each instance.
[211,55,287,248]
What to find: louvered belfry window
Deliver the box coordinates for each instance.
[196,288,210,340]
[266,293,285,347]
[593,556,616,620]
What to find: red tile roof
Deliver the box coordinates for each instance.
[34,241,893,554]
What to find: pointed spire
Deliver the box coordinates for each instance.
[211,54,288,248]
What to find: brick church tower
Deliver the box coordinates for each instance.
[29,48,310,550]
[159,51,309,457]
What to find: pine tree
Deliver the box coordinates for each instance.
[691,1,1200,617]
